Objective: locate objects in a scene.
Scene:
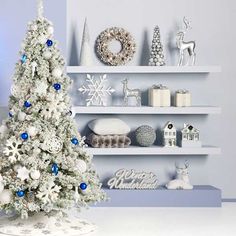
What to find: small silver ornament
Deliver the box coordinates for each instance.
[44,136,63,154]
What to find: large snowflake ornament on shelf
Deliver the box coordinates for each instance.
[36,180,61,204]
[3,138,23,163]
[78,74,115,106]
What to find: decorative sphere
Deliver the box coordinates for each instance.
[0,190,12,204]
[47,26,54,35]
[53,83,61,91]
[21,132,29,140]
[13,164,22,172]
[24,101,32,108]
[52,68,62,78]
[80,183,87,190]
[46,39,53,47]
[18,112,26,121]
[27,126,37,137]
[0,182,4,193]
[43,51,52,60]
[16,190,25,198]
[9,112,13,118]
[30,170,41,180]
[21,54,27,63]
[71,138,79,145]
[51,163,59,176]
[76,160,87,173]
[135,125,156,147]
[38,35,47,44]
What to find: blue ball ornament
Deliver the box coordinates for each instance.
[46,39,53,47]
[80,183,87,190]
[9,112,13,118]
[21,132,28,140]
[16,190,25,197]
[24,101,32,108]
[53,83,61,91]
[21,54,27,63]
[71,138,79,145]
[51,163,59,176]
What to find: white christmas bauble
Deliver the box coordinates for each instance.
[0,182,4,193]
[18,112,26,121]
[0,189,12,205]
[14,164,22,172]
[47,26,54,35]
[27,126,37,137]
[38,35,47,44]
[30,170,41,180]
[43,51,52,60]
[52,68,62,78]
[76,160,87,173]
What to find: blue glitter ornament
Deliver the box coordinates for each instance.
[71,138,79,145]
[80,183,87,190]
[51,163,59,176]
[21,132,28,140]
[16,190,25,197]
[21,54,27,63]
[53,83,61,91]
[24,101,31,108]
[46,40,53,47]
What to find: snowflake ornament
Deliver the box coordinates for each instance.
[3,138,23,163]
[34,81,48,96]
[36,180,61,204]
[78,74,115,106]
[17,167,30,181]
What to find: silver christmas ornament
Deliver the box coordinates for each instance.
[135,125,156,147]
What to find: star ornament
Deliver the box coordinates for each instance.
[17,167,30,181]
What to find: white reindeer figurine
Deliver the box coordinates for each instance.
[176,17,196,66]
[166,161,193,190]
[122,79,141,106]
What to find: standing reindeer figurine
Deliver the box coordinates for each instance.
[122,79,141,106]
[176,17,196,66]
[166,161,193,190]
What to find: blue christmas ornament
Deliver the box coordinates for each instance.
[21,132,28,140]
[21,54,27,63]
[24,101,31,108]
[53,83,61,91]
[71,138,79,145]
[80,183,87,190]
[9,112,13,118]
[46,40,53,47]
[16,190,25,197]
[51,163,59,176]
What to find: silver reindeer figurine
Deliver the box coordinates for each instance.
[176,17,196,66]
[122,79,141,106]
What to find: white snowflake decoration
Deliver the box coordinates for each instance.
[78,74,115,106]
[36,180,61,204]
[34,81,48,96]
[43,136,63,154]
[17,167,30,181]
[3,138,23,163]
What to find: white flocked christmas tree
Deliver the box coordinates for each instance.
[149,26,165,66]
[0,0,105,219]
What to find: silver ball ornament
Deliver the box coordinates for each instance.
[135,125,156,147]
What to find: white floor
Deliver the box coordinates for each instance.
[79,203,236,236]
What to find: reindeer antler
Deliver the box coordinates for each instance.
[183,17,192,31]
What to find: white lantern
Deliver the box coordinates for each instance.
[0,190,13,205]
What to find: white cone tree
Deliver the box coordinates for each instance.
[0,1,105,219]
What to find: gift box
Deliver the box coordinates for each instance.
[175,90,191,107]
[148,84,171,107]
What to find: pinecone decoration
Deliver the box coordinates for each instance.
[149,26,165,66]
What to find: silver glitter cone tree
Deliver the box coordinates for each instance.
[149,26,165,66]
[0,0,105,219]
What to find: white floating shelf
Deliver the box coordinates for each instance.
[86,146,221,156]
[67,66,221,74]
[72,106,221,115]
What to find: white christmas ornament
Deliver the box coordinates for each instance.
[74,187,81,204]
[80,18,93,66]
[76,160,87,173]
[18,112,27,121]
[52,68,62,78]
[17,167,30,181]
[44,136,63,154]
[38,35,47,44]
[30,170,41,180]
[0,189,12,205]
[3,139,23,163]
[43,51,52,59]
[27,126,38,137]
[13,164,22,172]
[47,26,54,35]
[78,74,115,106]
[34,81,48,96]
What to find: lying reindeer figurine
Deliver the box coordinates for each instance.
[166,161,193,190]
